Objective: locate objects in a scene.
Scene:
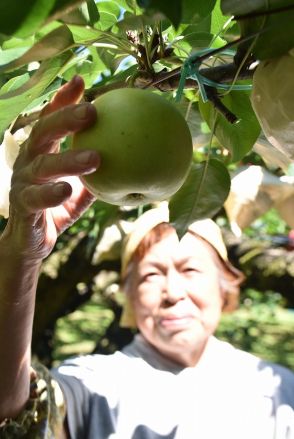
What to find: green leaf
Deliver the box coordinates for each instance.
[0,47,29,65]
[0,0,55,38]
[59,3,96,25]
[221,0,294,59]
[96,47,127,73]
[68,24,103,44]
[180,29,213,49]
[60,1,100,26]
[239,9,294,59]
[25,79,62,112]
[86,0,100,25]
[199,91,260,162]
[0,52,72,136]
[182,0,217,24]
[62,48,106,88]
[0,25,75,73]
[169,159,230,238]
[211,0,230,34]
[34,21,62,39]
[48,0,86,21]
[89,63,137,91]
[0,74,30,94]
[96,1,121,30]
[2,36,34,50]
[221,0,292,16]
[117,11,157,30]
[221,0,263,16]
[114,0,135,12]
[137,0,182,28]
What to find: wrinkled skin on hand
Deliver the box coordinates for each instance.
[3,76,100,261]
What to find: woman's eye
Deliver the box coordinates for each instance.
[183,267,199,274]
[143,272,160,281]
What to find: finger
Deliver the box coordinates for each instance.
[58,180,97,223]
[13,182,73,214]
[25,149,100,183]
[27,103,97,157]
[40,76,85,117]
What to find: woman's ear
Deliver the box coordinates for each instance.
[218,277,227,308]
[219,274,240,312]
[120,262,138,328]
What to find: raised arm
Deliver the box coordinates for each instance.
[0,76,100,421]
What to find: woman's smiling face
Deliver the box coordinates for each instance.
[128,230,225,366]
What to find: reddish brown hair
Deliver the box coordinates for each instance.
[122,222,244,312]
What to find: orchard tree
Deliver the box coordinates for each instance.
[1,0,294,227]
[1,0,294,363]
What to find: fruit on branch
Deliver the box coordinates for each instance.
[251,52,294,160]
[72,88,193,206]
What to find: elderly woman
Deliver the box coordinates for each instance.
[0,77,294,439]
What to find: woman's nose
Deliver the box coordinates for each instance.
[162,270,187,304]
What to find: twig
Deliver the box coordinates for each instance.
[83,80,128,102]
[235,3,294,20]
[148,62,254,92]
[205,86,239,124]
[11,61,254,133]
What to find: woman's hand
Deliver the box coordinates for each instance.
[3,76,100,261]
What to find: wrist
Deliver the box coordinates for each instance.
[0,239,42,271]
[0,222,43,269]
[0,235,42,304]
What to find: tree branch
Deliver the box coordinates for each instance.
[205,86,239,124]
[235,3,294,20]
[142,62,254,92]
[11,62,255,133]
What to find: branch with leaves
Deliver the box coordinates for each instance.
[11,58,255,133]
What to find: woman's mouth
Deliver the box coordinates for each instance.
[159,315,195,329]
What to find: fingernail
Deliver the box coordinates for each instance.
[75,151,93,164]
[53,182,66,196]
[74,104,90,120]
[72,75,80,84]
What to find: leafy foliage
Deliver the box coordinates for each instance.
[222,0,294,59]
[2,0,293,364]
[170,159,230,237]
[2,0,293,227]
[217,289,294,370]
[199,90,260,162]
[1,0,294,245]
